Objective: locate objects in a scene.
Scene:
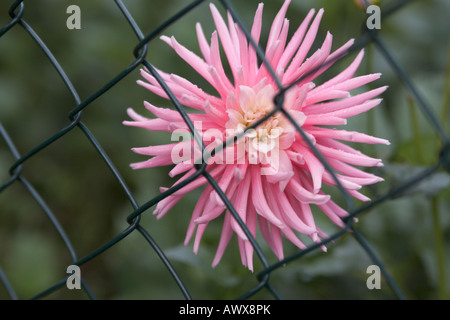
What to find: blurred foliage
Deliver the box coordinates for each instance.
[0,0,449,300]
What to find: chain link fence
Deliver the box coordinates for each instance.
[0,0,449,300]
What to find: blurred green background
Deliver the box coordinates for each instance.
[0,0,449,300]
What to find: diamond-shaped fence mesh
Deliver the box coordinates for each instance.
[0,0,449,300]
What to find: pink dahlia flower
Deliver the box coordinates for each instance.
[124,0,389,270]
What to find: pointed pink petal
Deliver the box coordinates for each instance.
[292,143,324,193]
[203,99,228,125]
[212,213,234,267]
[316,49,365,91]
[244,203,258,271]
[284,9,324,81]
[258,216,284,260]
[153,193,184,220]
[248,3,264,86]
[171,165,225,197]
[332,73,382,92]
[124,119,185,132]
[185,185,212,245]
[227,11,240,63]
[130,154,173,170]
[305,89,350,106]
[264,150,294,192]
[236,23,249,78]
[278,9,315,72]
[229,177,252,241]
[194,205,225,224]
[309,38,355,81]
[162,35,233,95]
[280,227,307,250]
[143,101,183,122]
[267,0,291,53]
[209,4,240,77]
[347,189,371,202]
[268,183,316,234]
[283,31,333,86]
[316,143,382,167]
[322,171,362,190]
[209,165,236,207]
[304,86,388,115]
[251,166,285,228]
[131,141,188,156]
[193,223,208,254]
[125,107,148,121]
[210,31,234,92]
[320,99,383,118]
[196,22,211,64]
[287,175,331,205]
[307,127,390,145]
[326,157,384,179]
[317,201,347,228]
[169,161,194,178]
